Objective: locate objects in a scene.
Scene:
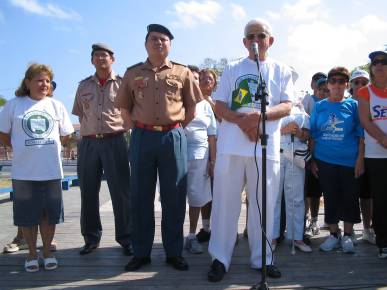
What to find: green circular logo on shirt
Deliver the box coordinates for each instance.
[22,111,54,139]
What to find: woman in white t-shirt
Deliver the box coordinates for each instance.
[183,68,217,253]
[0,64,74,272]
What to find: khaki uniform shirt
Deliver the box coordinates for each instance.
[72,71,124,136]
[116,59,202,125]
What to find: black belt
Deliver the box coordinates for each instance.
[83,131,124,139]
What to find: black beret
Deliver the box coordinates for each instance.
[147,24,174,40]
[91,43,114,55]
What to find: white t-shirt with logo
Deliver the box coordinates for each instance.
[0,96,74,180]
[184,100,217,160]
[213,57,294,161]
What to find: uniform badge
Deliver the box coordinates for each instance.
[134,76,149,89]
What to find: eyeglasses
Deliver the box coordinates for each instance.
[246,33,268,40]
[371,59,387,66]
[328,78,347,85]
[353,80,369,86]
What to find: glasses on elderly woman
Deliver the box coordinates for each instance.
[353,80,369,86]
[371,59,387,66]
[328,78,347,85]
[246,33,268,40]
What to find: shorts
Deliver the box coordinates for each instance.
[187,158,212,207]
[12,179,64,227]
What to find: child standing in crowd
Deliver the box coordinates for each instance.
[303,73,328,239]
[0,63,74,272]
[272,100,312,253]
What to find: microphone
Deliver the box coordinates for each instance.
[251,42,259,59]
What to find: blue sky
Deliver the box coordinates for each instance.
[1,0,386,122]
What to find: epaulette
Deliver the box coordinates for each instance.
[127,62,143,70]
[79,76,92,83]
[171,61,187,67]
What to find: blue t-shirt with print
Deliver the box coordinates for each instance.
[310,97,363,167]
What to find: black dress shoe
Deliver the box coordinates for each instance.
[258,265,281,279]
[166,256,189,271]
[122,244,133,256]
[208,259,226,282]
[79,243,99,255]
[124,257,151,271]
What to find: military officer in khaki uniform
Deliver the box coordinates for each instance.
[116,24,202,271]
[72,43,132,256]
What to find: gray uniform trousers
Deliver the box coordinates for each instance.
[78,134,131,246]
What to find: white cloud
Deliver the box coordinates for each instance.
[266,0,387,91]
[283,15,387,90]
[230,3,246,20]
[169,0,222,28]
[283,0,325,21]
[10,0,81,20]
[266,11,280,20]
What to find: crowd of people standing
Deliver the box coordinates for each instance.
[1,18,386,280]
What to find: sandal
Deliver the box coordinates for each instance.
[43,256,58,270]
[25,259,39,273]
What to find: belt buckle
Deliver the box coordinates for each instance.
[96,133,104,139]
[152,125,163,132]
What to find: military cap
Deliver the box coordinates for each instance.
[91,43,114,55]
[147,24,174,40]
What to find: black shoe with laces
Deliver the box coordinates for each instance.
[208,259,226,282]
[196,228,211,243]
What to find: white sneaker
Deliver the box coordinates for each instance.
[320,234,340,252]
[185,236,203,254]
[3,237,28,253]
[341,235,355,253]
[362,228,376,245]
[294,241,312,253]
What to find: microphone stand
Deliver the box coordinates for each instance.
[251,50,270,290]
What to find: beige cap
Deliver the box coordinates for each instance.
[244,18,273,36]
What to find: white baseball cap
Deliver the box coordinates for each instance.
[349,69,370,82]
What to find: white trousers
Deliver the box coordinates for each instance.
[273,153,306,241]
[208,154,280,271]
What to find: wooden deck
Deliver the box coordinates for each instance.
[0,182,386,290]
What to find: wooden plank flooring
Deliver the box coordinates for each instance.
[0,182,386,290]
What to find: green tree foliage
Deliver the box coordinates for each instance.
[200,57,229,77]
[0,95,6,107]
